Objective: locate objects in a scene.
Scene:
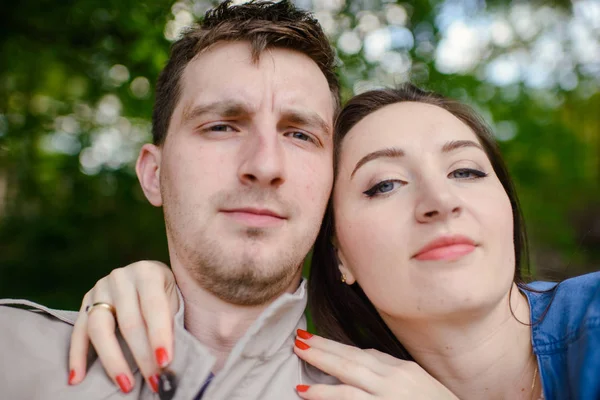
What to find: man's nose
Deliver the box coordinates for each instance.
[237,131,286,188]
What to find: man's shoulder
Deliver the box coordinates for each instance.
[0,299,79,355]
[0,299,76,398]
[0,298,79,325]
[0,299,138,399]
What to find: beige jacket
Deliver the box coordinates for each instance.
[0,280,334,399]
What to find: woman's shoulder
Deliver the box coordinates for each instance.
[527,272,600,398]
[525,271,600,351]
[529,270,600,295]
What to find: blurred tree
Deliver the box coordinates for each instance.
[0,0,173,307]
[1,0,599,308]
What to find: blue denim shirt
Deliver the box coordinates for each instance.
[524,271,600,399]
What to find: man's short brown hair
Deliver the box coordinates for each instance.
[152,0,339,145]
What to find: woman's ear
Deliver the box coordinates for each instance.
[332,236,356,285]
[136,143,163,207]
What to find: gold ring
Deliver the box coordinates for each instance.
[86,302,117,317]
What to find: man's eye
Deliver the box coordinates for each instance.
[208,124,234,132]
[288,131,314,143]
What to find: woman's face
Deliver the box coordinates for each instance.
[333,102,515,321]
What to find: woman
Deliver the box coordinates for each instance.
[69,84,600,399]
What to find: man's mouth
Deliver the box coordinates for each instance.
[220,207,286,228]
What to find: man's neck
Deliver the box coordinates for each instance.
[173,265,302,373]
[386,284,538,400]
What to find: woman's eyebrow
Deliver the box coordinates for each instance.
[350,140,484,179]
[441,140,483,153]
[351,147,405,178]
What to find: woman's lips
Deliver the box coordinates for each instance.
[413,235,477,261]
[414,243,476,261]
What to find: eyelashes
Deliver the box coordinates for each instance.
[363,168,488,198]
[363,179,405,197]
[449,168,488,180]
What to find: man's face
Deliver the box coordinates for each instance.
[141,42,334,305]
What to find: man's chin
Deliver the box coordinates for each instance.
[201,266,300,306]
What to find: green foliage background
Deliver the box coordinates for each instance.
[1,0,599,309]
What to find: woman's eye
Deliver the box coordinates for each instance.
[450,168,488,180]
[363,180,405,197]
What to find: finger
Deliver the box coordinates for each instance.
[135,262,176,368]
[296,330,387,374]
[68,291,93,385]
[294,340,381,394]
[363,348,407,366]
[296,383,371,400]
[87,284,135,393]
[109,268,160,392]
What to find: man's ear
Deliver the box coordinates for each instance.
[332,236,356,285]
[136,143,163,207]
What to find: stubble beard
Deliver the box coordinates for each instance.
[181,227,304,306]
[164,210,315,306]
[162,185,320,306]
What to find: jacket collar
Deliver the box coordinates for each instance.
[173,278,308,362]
[167,279,309,399]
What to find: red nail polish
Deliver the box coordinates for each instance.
[68,369,76,385]
[296,384,310,392]
[295,339,310,350]
[116,374,133,393]
[155,347,169,367]
[149,374,159,393]
[296,329,313,340]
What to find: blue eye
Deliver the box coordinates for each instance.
[378,181,395,192]
[363,180,405,197]
[208,124,234,132]
[450,168,487,179]
[287,131,315,143]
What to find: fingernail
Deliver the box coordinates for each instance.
[68,369,76,385]
[296,384,310,392]
[149,374,159,393]
[296,329,313,340]
[116,374,133,393]
[155,347,169,367]
[295,339,310,350]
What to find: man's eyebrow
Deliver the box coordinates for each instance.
[283,110,332,137]
[351,147,405,178]
[442,140,483,153]
[180,100,251,125]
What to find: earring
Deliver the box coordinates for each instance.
[341,273,347,283]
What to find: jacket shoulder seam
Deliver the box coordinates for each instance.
[0,299,78,325]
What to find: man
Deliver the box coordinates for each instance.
[0,1,339,398]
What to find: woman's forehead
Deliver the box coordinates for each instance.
[340,102,479,157]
